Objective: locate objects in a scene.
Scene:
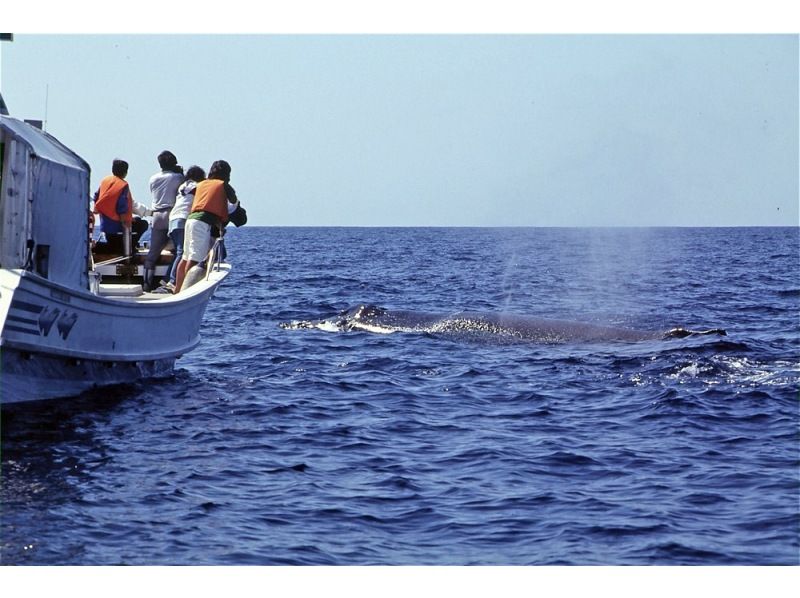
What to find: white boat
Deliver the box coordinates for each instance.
[0,113,230,404]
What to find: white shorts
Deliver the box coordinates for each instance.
[183,219,212,262]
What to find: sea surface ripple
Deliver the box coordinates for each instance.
[2,227,798,565]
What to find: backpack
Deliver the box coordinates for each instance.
[229,203,247,227]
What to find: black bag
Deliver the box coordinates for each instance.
[229,203,247,227]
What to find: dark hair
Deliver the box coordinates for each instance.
[208,160,231,182]
[185,165,206,183]
[157,150,178,170]
[112,159,129,178]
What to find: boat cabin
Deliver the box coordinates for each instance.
[0,116,91,290]
[1,116,175,297]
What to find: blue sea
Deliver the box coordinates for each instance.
[1,227,798,565]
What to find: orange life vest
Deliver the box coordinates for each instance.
[93,175,132,225]
[191,179,229,224]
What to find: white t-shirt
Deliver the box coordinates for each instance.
[149,170,184,211]
[170,180,197,223]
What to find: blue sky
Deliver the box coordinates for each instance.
[2,33,797,226]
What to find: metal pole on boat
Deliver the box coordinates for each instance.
[123,223,132,258]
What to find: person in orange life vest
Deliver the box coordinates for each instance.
[174,160,240,294]
[93,159,149,240]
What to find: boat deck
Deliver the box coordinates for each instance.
[92,240,175,292]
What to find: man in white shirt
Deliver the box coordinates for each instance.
[143,150,184,291]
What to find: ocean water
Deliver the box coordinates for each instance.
[1,227,798,565]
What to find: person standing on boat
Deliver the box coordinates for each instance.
[160,165,206,292]
[174,160,240,294]
[93,159,149,240]
[143,150,184,291]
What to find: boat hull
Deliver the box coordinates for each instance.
[0,264,229,404]
[1,347,175,403]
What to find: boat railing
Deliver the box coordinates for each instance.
[122,224,133,258]
[205,238,226,281]
[93,254,133,268]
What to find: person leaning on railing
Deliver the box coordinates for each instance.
[142,150,184,291]
[173,159,241,294]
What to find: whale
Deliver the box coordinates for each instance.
[282,304,727,343]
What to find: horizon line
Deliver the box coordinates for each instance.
[228,224,800,229]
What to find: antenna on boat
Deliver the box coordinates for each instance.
[0,33,13,116]
[44,83,49,131]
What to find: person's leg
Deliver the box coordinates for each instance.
[167,227,185,284]
[142,226,167,291]
[143,211,172,290]
[144,227,169,270]
[174,258,197,294]
[175,219,210,293]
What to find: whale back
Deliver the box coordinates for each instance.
[282,304,726,344]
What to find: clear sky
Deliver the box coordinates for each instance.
[1,30,797,226]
